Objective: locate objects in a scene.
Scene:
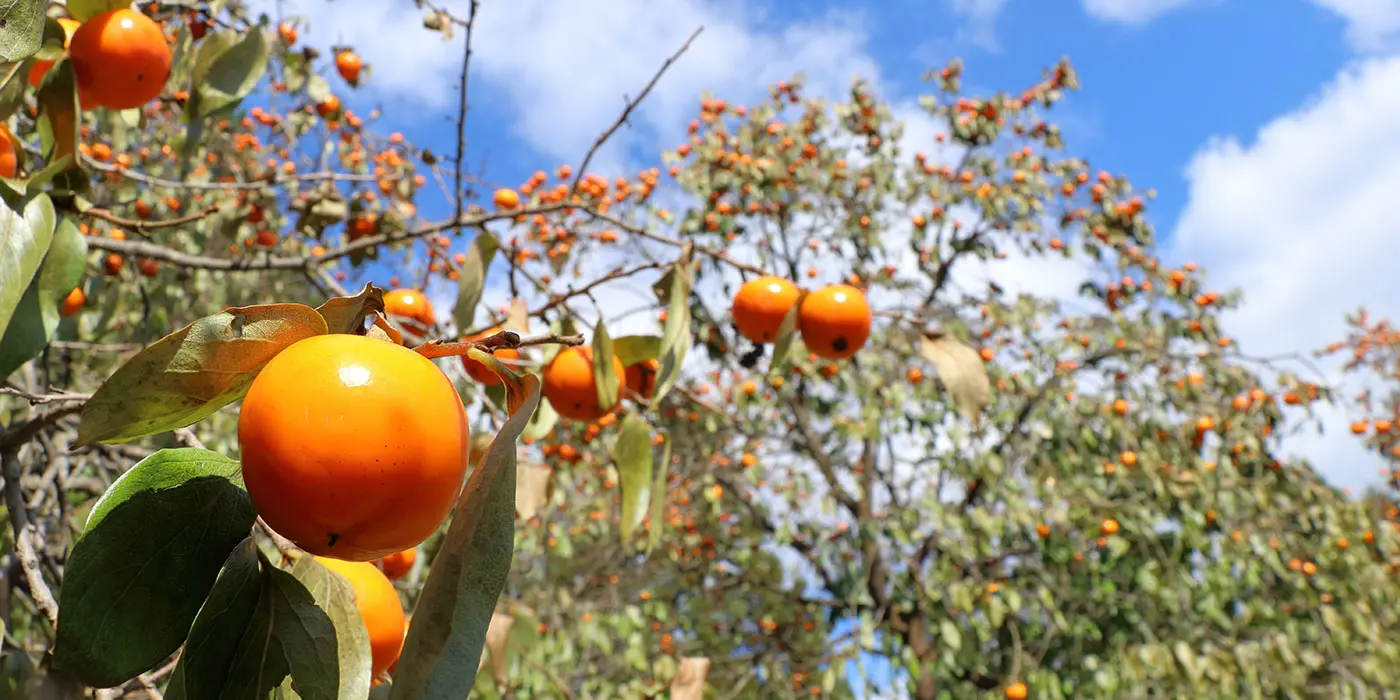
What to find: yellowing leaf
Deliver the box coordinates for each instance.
[592,318,619,412]
[671,657,710,700]
[614,414,653,544]
[315,283,385,334]
[515,463,552,520]
[918,332,991,421]
[76,304,328,445]
[475,613,515,688]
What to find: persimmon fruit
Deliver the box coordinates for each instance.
[374,547,416,580]
[460,326,522,385]
[798,284,871,359]
[336,49,363,84]
[732,275,799,343]
[238,334,470,561]
[69,9,172,110]
[0,124,16,179]
[59,287,84,317]
[383,288,435,337]
[315,557,406,676]
[624,358,659,400]
[543,346,624,422]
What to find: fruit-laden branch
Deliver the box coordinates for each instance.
[82,201,579,271]
[570,26,703,196]
[579,204,769,276]
[413,330,586,360]
[80,153,380,191]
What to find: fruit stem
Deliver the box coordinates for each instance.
[413,331,584,360]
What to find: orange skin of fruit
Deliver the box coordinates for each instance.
[69,9,172,110]
[0,124,17,179]
[493,188,520,209]
[543,346,624,422]
[383,288,435,337]
[798,284,872,360]
[336,50,363,83]
[59,287,84,317]
[28,18,81,88]
[238,334,470,561]
[624,358,659,400]
[732,276,800,343]
[459,326,523,385]
[315,557,406,676]
[374,547,416,581]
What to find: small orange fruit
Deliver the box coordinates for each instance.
[731,276,800,343]
[543,346,624,422]
[69,9,172,110]
[316,557,406,676]
[0,124,17,179]
[460,326,522,385]
[335,49,363,84]
[59,287,84,317]
[374,547,416,580]
[383,288,435,337]
[28,17,82,88]
[493,188,520,210]
[798,284,871,359]
[1005,681,1028,700]
[238,334,470,561]
[316,93,341,118]
[277,22,297,45]
[1101,518,1120,536]
[624,358,660,400]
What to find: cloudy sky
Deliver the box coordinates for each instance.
[258,0,1400,493]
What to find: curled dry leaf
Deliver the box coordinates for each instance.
[671,657,711,700]
[918,332,991,422]
[515,463,552,521]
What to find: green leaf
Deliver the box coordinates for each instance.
[191,28,270,117]
[613,335,662,367]
[766,291,803,378]
[271,561,371,700]
[0,190,56,340]
[646,432,672,555]
[66,0,132,23]
[315,283,385,334]
[164,538,266,700]
[0,0,45,63]
[76,303,328,445]
[452,231,498,332]
[218,565,291,699]
[389,376,542,700]
[0,61,27,124]
[649,261,693,410]
[54,449,257,688]
[282,554,372,697]
[591,318,619,412]
[939,619,962,652]
[0,215,83,378]
[522,396,557,442]
[613,414,653,544]
[305,74,330,103]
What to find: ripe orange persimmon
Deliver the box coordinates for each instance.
[543,346,624,422]
[0,124,17,179]
[460,326,522,385]
[383,288,435,337]
[493,187,520,210]
[374,547,416,580]
[28,17,81,88]
[316,557,406,676]
[59,287,85,317]
[1005,681,1028,700]
[69,9,172,110]
[731,276,800,343]
[278,22,297,45]
[798,284,871,359]
[317,93,341,118]
[336,49,363,84]
[238,334,470,561]
[624,358,660,400]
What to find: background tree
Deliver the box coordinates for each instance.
[1,1,1398,699]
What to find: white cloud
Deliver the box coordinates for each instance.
[950,0,1008,51]
[1081,0,1200,24]
[1310,0,1400,52]
[1166,55,1400,491]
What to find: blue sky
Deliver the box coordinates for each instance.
[264,0,1400,499]
[251,1,1400,696]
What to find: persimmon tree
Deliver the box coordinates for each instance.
[2,1,1400,699]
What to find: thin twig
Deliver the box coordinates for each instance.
[570,27,703,193]
[0,387,92,405]
[452,0,479,237]
[80,206,222,236]
[2,452,59,629]
[413,331,585,360]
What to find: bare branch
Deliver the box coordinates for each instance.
[2,451,59,628]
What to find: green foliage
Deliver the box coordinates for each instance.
[0,215,83,376]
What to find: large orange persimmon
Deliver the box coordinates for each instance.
[460,326,523,385]
[798,284,871,359]
[315,557,406,676]
[383,288,435,337]
[238,334,470,561]
[543,346,624,421]
[732,275,800,343]
[69,9,171,110]
[28,17,81,88]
